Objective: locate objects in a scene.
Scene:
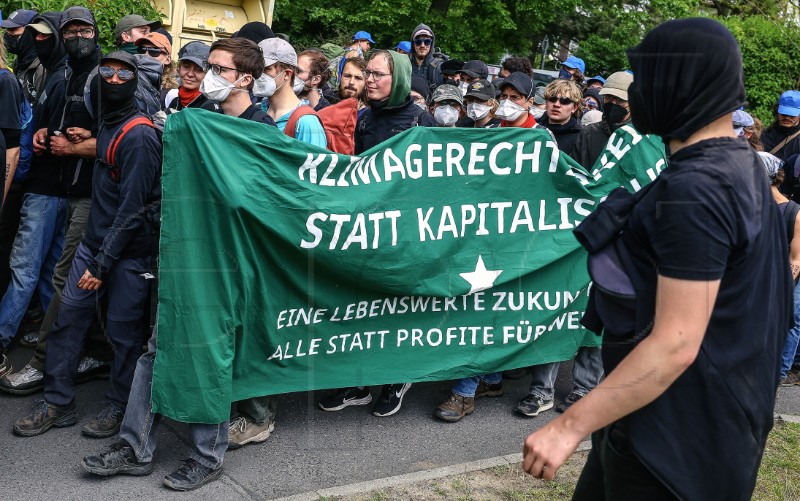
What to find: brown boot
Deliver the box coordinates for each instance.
[434,393,474,422]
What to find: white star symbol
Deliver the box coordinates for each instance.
[459,256,503,294]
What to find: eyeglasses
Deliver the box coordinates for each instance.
[547,96,575,106]
[414,38,432,46]
[364,70,389,82]
[209,63,238,75]
[603,95,628,105]
[138,46,166,57]
[62,27,94,40]
[98,66,135,81]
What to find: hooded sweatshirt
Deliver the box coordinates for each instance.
[60,22,102,198]
[25,11,70,197]
[9,28,44,105]
[408,24,442,90]
[355,51,435,154]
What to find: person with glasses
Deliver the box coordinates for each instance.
[573,71,634,170]
[166,41,212,113]
[409,24,442,91]
[537,79,584,156]
[82,39,273,492]
[320,50,433,417]
[135,32,171,70]
[14,47,161,447]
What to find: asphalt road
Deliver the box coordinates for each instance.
[2,346,799,500]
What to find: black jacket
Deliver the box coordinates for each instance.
[85,113,162,277]
[762,122,800,161]
[572,119,633,169]
[538,115,582,159]
[24,11,69,197]
[355,97,436,154]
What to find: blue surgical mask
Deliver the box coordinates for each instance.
[559,68,573,80]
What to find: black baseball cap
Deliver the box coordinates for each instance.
[460,60,488,79]
[465,79,495,101]
[100,50,137,73]
[499,71,533,98]
[60,6,94,30]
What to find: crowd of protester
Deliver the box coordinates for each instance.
[0,6,798,495]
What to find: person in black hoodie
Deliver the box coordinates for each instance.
[0,11,69,375]
[2,9,42,105]
[537,79,583,157]
[354,50,435,154]
[2,6,114,398]
[0,9,39,297]
[14,49,161,441]
[409,23,442,91]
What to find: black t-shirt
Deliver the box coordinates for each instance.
[238,104,276,126]
[0,69,22,149]
[609,137,792,500]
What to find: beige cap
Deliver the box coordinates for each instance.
[599,71,633,101]
[26,22,53,34]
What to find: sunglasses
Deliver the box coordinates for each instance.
[414,38,432,46]
[547,96,575,106]
[138,46,166,57]
[98,66,135,81]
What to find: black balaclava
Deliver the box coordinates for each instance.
[34,35,56,65]
[626,18,745,142]
[99,53,139,126]
[5,29,37,69]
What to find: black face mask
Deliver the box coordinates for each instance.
[603,103,628,126]
[3,32,20,54]
[100,77,137,105]
[34,36,56,63]
[100,75,139,126]
[443,78,459,87]
[64,37,95,60]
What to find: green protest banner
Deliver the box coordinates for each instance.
[588,124,667,192]
[152,110,629,424]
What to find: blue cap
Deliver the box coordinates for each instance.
[778,90,800,117]
[587,75,606,85]
[394,41,411,53]
[562,55,585,74]
[1,9,37,28]
[353,31,375,44]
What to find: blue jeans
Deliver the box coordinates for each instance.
[0,193,67,348]
[44,242,150,408]
[781,282,800,379]
[118,323,228,470]
[529,346,604,401]
[452,373,502,397]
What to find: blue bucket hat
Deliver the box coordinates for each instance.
[394,41,411,53]
[353,30,375,44]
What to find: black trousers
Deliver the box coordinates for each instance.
[573,423,679,501]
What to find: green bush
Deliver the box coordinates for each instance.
[2,0,162,53]
[719,15,800,124]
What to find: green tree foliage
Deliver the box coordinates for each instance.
[272,0,563,63]
[1,0,161,52]
[720,15,800,123]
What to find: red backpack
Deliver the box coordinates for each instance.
[284,98,358,155]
